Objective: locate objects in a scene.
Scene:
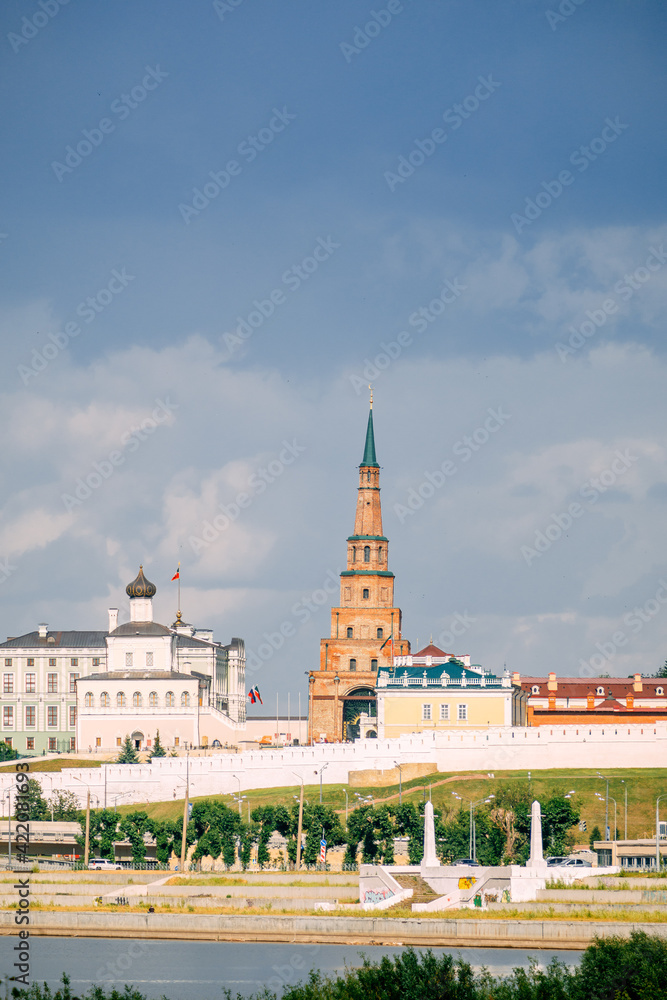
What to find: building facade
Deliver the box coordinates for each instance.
[308,402,410,742]
[0,566,246,754]
[516,672,667,726]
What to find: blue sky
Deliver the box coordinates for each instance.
[2,0,667,712]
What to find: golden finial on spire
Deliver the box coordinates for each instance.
[369,385,373,409]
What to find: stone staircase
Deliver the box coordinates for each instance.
[390,873,440,908]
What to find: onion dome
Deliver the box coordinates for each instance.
[126,565,157,599]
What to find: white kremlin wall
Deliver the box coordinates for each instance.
[3,724,664,806]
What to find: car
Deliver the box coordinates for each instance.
[546,856,568,866]
[451,858,480,866]
[561,857,592,867]
[259,736,273,746]
[88,858,123,870]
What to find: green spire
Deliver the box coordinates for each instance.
[361,404,379,467]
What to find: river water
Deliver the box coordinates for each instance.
[0,937,582,998]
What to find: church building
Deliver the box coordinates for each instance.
[308,400,410,742]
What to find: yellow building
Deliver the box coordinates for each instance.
[375,644,517,738]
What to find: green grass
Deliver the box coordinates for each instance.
[0,758,102,773]
[113,767,667,840]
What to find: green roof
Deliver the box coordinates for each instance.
[361,407,379,467]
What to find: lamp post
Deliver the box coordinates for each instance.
[343,788,348,823]
[657,794,666,872]
[620,780,628,840]
[597,772,610,841]
[232,774,242,815]
[452,793,495,862]
[292,772,304,870]
[318,763,329,804]
[394,761,403,806]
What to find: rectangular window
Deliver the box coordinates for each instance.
[4,658,12,667]
[3,673,14,694]
[25,673,36,693]
[70,657,78,667]
[116,737,122,747]
[439,704,450,721]
[3,706,14,728]
[5,738,12,748]
[69,706,77,728]
[69,672,79,694]
[48,657,56,667]
[422,704,432,721]
[458,704,468,721]
[146,651,154,667]
[26,737,35,751]
[47,673,58,693]
[92,657,101,667]
[25,706,36,727]
[125,652,133,667]
[48,738,56,752]
[70,737,76,751]
[47,706,58,728]
[26,658,34,667]
[174,736,180,747]
[96,737,101,748]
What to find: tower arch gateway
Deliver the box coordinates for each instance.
[308,397,410,743]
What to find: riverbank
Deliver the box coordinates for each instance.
[1,910,666,949]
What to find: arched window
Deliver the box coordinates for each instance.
[531,685,539,695]
[181,692,190,708]
[100,691,110,708]
[165,691,175,707]
[347,627,353,638]
[366,470,370,482]
[84,692,94,708]
[149,691,158,707]
[349,658,357,672]
[596,686,604,696]
[370,659,378,671]
[117,692,126,708]
[657,687,664,696]
[133,692,143,708]
[362,588,369,599]
[377,628,383,639]
[364,546,370,563]
[378,547,383,561]
[352,546,356,563]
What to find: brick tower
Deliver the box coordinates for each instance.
[307,397,409,743]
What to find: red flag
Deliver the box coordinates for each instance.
[247,690,256,704]
[171,568,180,581]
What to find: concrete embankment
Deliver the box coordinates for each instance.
[1,911,666,949]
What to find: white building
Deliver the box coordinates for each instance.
[0,566,246,755]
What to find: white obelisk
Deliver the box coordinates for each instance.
[422,800,441,868]
[526,799,545,868]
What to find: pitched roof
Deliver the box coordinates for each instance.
[412,643,450,658]
[361,407,379,467]
[0,631,107,649]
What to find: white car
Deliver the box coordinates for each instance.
[88,858,123,870]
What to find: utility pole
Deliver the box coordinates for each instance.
[296,781,304,870]
[84,790,90,867]
[621,780,628,840]
[7,791,11,869]
[657,795,665,872]
[180,754,189,872]
[394,762,403,805]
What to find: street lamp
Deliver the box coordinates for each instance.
[620,780,628,840]
[342,788,349,823]
[394,761,403,806]
[452,793,494,861]
[596,772,610,841]
[656,794,666,872]
[318,763,329,804]
[232,774,242,815]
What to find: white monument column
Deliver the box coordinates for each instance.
[526,799,546,869]
[421,800,441,868]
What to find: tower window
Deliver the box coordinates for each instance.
[352,546,356,563]
[370,659,378,670]
[349,659,357,672]
[346,627,353,639]
[364,546,370,562]
[378,547,383,561]
[362,588,369,599]
[377,628,383,639]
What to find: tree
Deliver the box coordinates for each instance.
[542,795,580,856]
[77,810,119,860]
[119,811,149,865]
[589,824,602,849]
[48,789,80,821]
[116,735,140,764]
[16,778,49,820]
[394,803,423,865]
[0,741,18,762]
[251,805,275,868]
[656,661,667,678]
[149,730,166,759]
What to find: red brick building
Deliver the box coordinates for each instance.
[515,671,667,725]
[307,401,410,742]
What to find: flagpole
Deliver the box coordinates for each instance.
[178,562,181,618]
[276,692,279,747]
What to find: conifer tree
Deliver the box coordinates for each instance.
[116,735,140,763]
[149,730,166,759]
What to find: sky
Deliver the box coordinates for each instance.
[2,0,667,715]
